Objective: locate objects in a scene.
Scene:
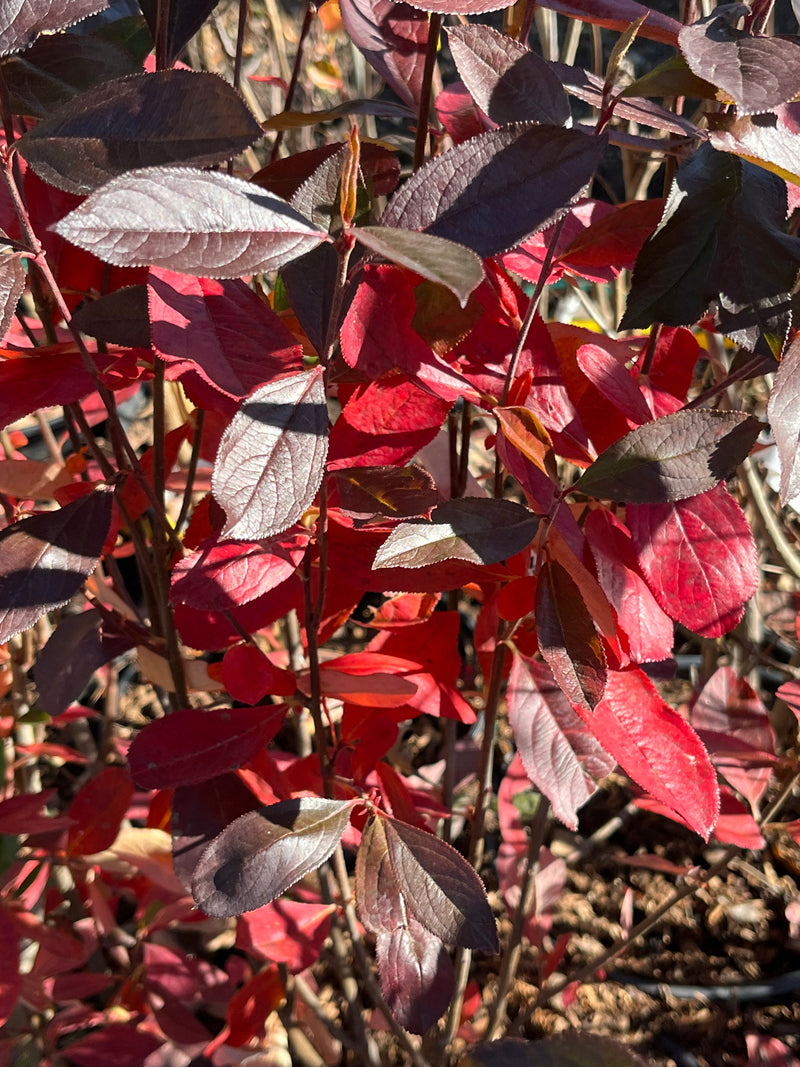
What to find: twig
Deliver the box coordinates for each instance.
[269,0,318,162]
[413,14,442,171]
[740,457,800,581]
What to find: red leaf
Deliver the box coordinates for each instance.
[376,920,454,1034]
[237,899,335,971]
[222,966,285,1047]
[507,655,615,829]
[220,644,297,705]
[173,573,303,650]
[689,666,775,812]
[128,705,286,789]
[628,484,759,637]
[635,787,764,850]
[0,907,20,1027]
[536,0,680,45]
[170,527,310,611]
[66,766,134,856]
[583,667,719,840]
[340,0,432,107]
[585,507,674,664]
[148,268,303,407]
[0,789,65,835]
[60,1025,162,1067]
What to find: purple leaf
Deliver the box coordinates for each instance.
[339,0,428,109]
[192,797,355,917]
[381,124,606,258]
[354,225,484,307]
[574,409,761,504]
[18,70,262,195]
[507,655,614,830]
[171,773,259,890]
[0,490,113,644]
[400,0,514,14]
[0,0,110,57]
[212,367,329,541]
[138,0,220,68]
[447,24,570,127]
[0,252,25,341]
[767,333,800,504]
[373,498,538,569]
[537,0,680,46]
[52,167,329,276]
[679,7,800,115]
[71,285,150,348]
[376,922,454,1034]
[381,815,498,951]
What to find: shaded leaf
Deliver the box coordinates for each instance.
[377,921,454,1034]
[708,106,800,186]
[212,367,329,541]
[535,557,607,712]
[381,125,606,258]
[0,906,21,1027]
[18,70,261,194]
[461,1032,648,1066]
[584,667,719,840]
[53,166,329,276]
[262,97,413,130]
[767,333,800,503]
[354,225,484,308]
[339,0,428,109]
[621,145,800,350]
[448,24,570,127]
[628,484,759,638]
[138,0,219,68]
[382,815,498,951]
[66,766,133,855]
[171,772,259,890]
[574,409,761,503]
[192,797,355,917]
[0,30,139,118]
[373,498,538,569]
[679,8,800,115]
[331,464,437,520]
[0,0,109,56]
[170,528,310,611]
[535,0,679,46]
[128,705,285,789]
[507,655,615,829]
[0,490,113,644]
[71,284,150,347]
[0,252,25,341]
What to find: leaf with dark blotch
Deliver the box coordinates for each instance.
[192,797,355,917]
[148,268,303,402]
[0,490,113,644]
[679,8,800,115]
[0,31,139,118]
[212,367,329,541]
[535,558,606,712]
[507,655,614,829]
[0,0,109,57]
[354,226,484,308]
[628,484,758,639]
[462,1032,649,1066]
[0,252,25,342]
[767,334,800,504]
[18,70,262,195]
[52,167,329,276]
[447,24,570,127]
[339,0,428,109]
[621,145,800,349]
[171,773,259,891]
[138,0,220,68]
[373,498,538,570]
[381,815,498,951]
[377,921,454,1034]
[128,705,286,789]
[71,285,150,347]
[332,465,438,520]
[381,125,606,259]
[573,409,761,504]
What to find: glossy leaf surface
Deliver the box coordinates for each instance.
[0,0,110,56]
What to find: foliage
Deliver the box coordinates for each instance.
[0,0,797,1064]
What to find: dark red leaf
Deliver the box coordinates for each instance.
[212,367,328,541]
[339,0,428,108]
[0,490,113,644]
[536,0,680,46]
[18,70,261,194]
[507,655,615,829]
[66,766,134,855]
[574,409,761,504]
[173,572,303,650]
[148,267,303,406]
[679,9,800,114]
[628,485,759,638]
[128,705,286,789]
[331,464,437,521]
[583,667,719,840]
[220,644,297,704]
[381,124,606,258]
[138,0,220,68]
[0,906,20,1026]
[376,921,454,1034]
[373,498,538,569]
[170,528,310,611]
[60,1025,162,1067]
[0,789,66,835]
[448,24,570,127]
[0,0,109,56]
[53,167,329,276]
[192,797,356,916]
